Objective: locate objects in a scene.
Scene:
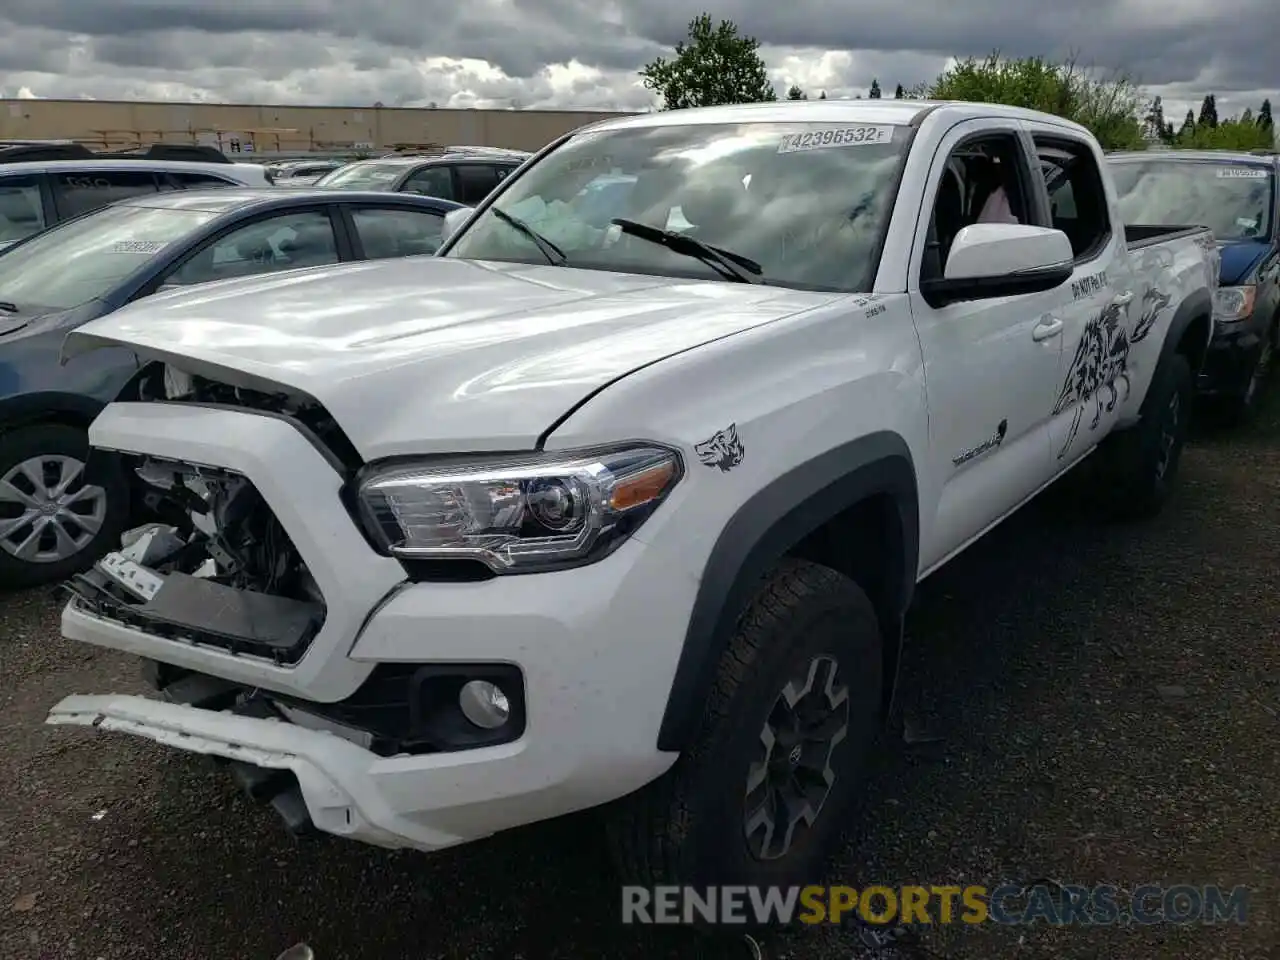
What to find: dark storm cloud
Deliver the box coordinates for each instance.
[2,0,1277,106]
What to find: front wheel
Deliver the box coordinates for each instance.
[1223,325,1276,424]
[0,423,128,589]
[606,558,883,892]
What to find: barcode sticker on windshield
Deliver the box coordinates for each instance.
[110,240,167,254]
[1217,168,1268,178]
[778,126,895,154]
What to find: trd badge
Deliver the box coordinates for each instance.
[694,423,745,472]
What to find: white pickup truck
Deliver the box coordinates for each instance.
[47,100,1218,891]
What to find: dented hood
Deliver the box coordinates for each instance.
[67,257,833,460]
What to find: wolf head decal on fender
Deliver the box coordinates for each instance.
[694,423,745,472]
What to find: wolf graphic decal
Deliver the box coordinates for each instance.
[694,423,745,472]
[1054,300,1132,460]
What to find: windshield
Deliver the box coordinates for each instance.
[444,120,912,291]
[0,204,216,312]
[1109,160,1275,241]
[314,161,404,189]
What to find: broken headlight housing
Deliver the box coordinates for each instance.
[354,444,683,573]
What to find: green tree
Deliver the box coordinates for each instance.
[818,90,827,100]
[786,84,807,100]
[1259,99,1273,131]
[1178,109,1195,139]
[1175,113,1273,150]
[869,78,882,99]
[1197,94,1218,129]
[1240,107,1254,126]
[639,14,776,110]
[926,51,1146,150]
[1144,95,1169,143]
[894,84,905,99]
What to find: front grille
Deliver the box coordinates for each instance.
[64,460,327,666]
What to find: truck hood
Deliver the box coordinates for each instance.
[1217,240,1273,285]
[66,257,837,460]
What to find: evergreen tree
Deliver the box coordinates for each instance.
[1197,94,1218,129]
[786,84,807,100]
[818,90,827,100]
[869,78,882,99]
[1259,99,1274,131]
[1143,95,1166,141]
[1178,109,1195,139]
[894,84,904,99]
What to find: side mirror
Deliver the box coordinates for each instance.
[439,206,474,246]
[921,223,1074,308]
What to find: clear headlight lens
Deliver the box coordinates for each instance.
[355,444,683,573]
[1213,285,1255,324]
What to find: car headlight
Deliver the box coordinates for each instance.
[1213,285,1256,324]
[355,444,683,573]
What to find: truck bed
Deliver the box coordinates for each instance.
[1124,224,1213,250]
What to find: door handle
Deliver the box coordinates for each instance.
[1033,317,1064,341]
[1112,290,1134,306]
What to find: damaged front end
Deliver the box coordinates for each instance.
[64,458,326,665]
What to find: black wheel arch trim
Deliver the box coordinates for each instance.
[656,430,920,752]
[0,391,105,434]
[1142,288,1212,417]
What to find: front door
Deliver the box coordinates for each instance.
[909,121,1066,571]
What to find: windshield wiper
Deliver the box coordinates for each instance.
[489,206,567,265]
[610,218,763,284]
[0,301,17,314]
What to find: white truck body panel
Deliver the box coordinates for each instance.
[48,100,1218,855]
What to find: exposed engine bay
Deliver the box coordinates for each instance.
[65,372,331,665]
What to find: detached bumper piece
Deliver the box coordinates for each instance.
[63,565,323,666]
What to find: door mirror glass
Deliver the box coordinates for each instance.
[923,223,1074,306]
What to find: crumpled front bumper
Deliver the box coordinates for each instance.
[47,693,500,851]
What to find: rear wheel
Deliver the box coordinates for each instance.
[1094,353,1193,521]
[0,423,127,588]
[606,559,883,894]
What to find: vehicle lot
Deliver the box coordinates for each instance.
[2,397,1277,960]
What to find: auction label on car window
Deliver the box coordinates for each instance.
[110,239,168,254]
[1217,167,1268,178]
[778,125,895,154]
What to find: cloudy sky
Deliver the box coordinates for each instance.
[1,1,1277,123]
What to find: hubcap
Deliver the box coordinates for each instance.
[1154,390,1181,482]
[0,455,106,564]
[743,655,850,861]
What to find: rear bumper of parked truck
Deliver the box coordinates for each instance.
[46,401,690,852]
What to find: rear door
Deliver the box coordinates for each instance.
[453,163,503,205]
[1025,125,1135,466]
[341,204,447,259]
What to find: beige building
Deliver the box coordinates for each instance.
[0,98,640,155]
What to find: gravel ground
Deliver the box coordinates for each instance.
[2,393,1278,960]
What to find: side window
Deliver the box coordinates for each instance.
[0,175,46,243]
[455,164,501,204]
[159,172,238,192]
[52,171,160,218]
[351,207,445,259]
[1035,137,1111,260]
[923,133,1031,279]
[402,166,455,200]
[163,210,339,287]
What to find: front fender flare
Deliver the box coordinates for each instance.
[656,431,919,752]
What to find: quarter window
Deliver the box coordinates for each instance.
[52,171,160,218]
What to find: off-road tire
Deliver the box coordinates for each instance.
[1094,353,1194,521]
[0,423,128,589]
[605,558,883,895]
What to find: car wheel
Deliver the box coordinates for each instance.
[1095,353,1193,521]
[0,423,127,589]
[1224,323,1276,424]
[606,558,883,897]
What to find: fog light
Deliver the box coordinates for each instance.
[458,680,510,729]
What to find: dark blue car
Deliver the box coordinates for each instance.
[0,187,464,587]
[1108,150,1279,420]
